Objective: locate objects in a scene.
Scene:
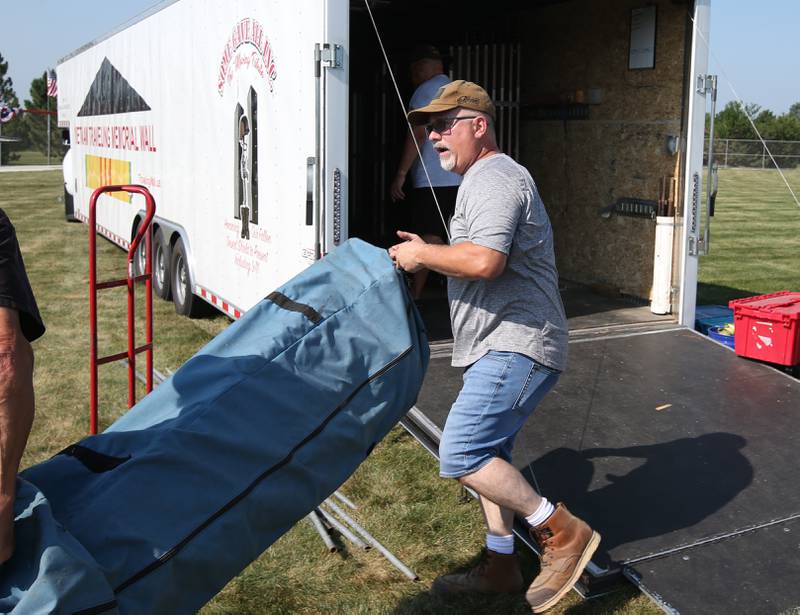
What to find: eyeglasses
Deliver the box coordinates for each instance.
[425,115,479,135]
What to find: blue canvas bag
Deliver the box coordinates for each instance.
[1,239,428,614]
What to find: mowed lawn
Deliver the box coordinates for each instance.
[0,169,723,615]
[2,148,63,166]
[698,167,800,305]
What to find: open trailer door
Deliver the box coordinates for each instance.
[314,0,349,259]
[677,0,713,328]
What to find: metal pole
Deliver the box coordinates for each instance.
[316,507,368,550]
[701,75,718,255]
[145,223,153,394]
[515,42,521,161]
[307,512,337,553]
[47,95,51,165]
[323,499,419,581]
[314,44,322,260]
[89,190,99,434]
[333,490,357,510]
[500,43,507,153]
[128,186,155,399]
[127,239,136,408]
[122,360,166,386]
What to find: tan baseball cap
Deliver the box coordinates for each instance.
[407,80,496,126]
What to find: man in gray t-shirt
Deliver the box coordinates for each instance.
[390,81,599,613]
[448,153,568,371]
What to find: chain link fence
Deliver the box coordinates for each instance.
[705,138,800,170]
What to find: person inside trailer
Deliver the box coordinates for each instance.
[388,44,460,301]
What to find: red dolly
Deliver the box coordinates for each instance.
[88,185,156,434]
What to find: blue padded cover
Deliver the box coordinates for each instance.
[1,239,428,614]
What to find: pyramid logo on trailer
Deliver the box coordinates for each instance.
[78,58,151,117]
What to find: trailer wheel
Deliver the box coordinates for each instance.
[132,221,147,278]
[170,238,204,318]
[153,229,172,301]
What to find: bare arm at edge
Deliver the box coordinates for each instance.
[0,307,35,564]
[389,126,428,202]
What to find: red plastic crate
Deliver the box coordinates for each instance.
[729,291,800,366]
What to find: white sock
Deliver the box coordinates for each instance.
[486,533,515,555]
[525,498,555,527]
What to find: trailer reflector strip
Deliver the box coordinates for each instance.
[198,286,242,319]
[75,210,245,321]
[74,210,130,249]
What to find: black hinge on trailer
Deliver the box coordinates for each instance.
[600,197,658,220]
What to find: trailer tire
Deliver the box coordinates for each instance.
[131,227,149,281]
[153,229,172,301]
[170,238,204,318]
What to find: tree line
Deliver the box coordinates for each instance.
[714,101,800,141]
[4,50,800,166]
[709,101,800,168]
[1,52,63,165]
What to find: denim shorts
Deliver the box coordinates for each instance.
[439,351,560,478]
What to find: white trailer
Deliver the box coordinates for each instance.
[59,0,348,318]
[58,0,714,326]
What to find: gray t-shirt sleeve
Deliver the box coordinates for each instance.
[462,167,523,255]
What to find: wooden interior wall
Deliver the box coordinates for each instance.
[516,0,689,299]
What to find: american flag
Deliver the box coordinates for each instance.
[46,70,58,97]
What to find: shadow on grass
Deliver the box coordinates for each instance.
[697,282,769,306]
[390,549,533,615]
[391,589,531,615]
[390,581,640,615]
[390,548,640,615]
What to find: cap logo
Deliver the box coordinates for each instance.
[457,95,480,105]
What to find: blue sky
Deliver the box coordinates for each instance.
[2,0,798,114]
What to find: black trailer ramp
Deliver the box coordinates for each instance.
[404,326,800,613]
[626,515,800,614]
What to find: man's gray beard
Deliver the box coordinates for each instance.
[439,152,456,172]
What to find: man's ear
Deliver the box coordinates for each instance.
[473,116,488,138]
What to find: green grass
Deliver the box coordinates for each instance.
[697,167,800,305]
[2,148,63,166]
[4,170,658,614]
[0,171,229,466]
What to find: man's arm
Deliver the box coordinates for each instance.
[390,231,507,280]
[389,126,428,202]
[0,307,35,564]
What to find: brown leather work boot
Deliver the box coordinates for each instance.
[526,503,601,613]
[432,549,524,596]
